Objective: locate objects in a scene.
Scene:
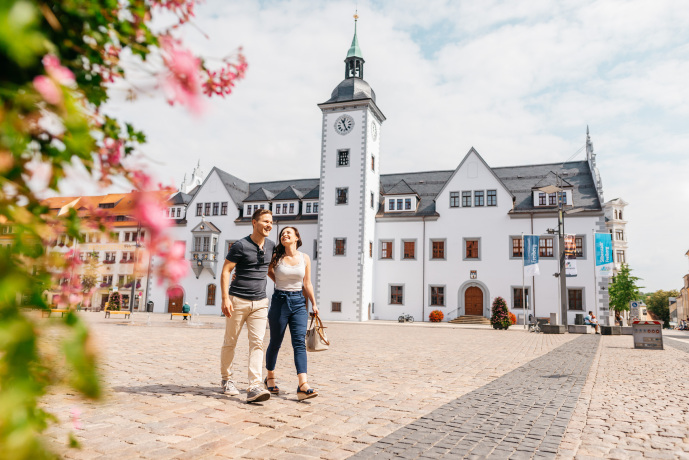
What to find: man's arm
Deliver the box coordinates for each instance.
[220,259,237,317]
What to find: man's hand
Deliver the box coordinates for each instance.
[221,296,234,317]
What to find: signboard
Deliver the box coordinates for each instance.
[630,301,640,319]
[594,233,614,276]
[632,321,663,350]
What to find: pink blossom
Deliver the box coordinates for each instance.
[34,75,62,105]
[160,37,203,114]
[101,138,123,166]
[43,54,75,84]
[132,192,170,239]
[70,407,82,430]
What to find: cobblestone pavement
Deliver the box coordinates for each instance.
[351,335,599,459]
[38,313,689,459]
[557,330,689,460]
[41,313,576,459]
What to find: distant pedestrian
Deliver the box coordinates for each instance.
[219,209,275,403]
[265,226,319,401]
[584,311,600,334]
[182,301,190,320]
[615,311,622,326]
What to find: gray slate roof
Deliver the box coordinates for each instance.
[493,160,601,212]
[273,186,304,201]
[216,160,601,218]
[324,78,376,104]
[170,192,192,205]
[244,187,275,202]
[302,186,319,200]
[385,179,418,196]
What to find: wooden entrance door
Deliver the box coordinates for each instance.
[167,287,184,313]
[465,287,483,316]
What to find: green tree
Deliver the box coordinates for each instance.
[80,253,100,304]
[608,264,643,313]
[645,289,680,326]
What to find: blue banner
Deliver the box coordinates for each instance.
[523,235,540,276]
[595,232,613,276]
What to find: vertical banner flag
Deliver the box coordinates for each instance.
[523,235,540,276]
[595,232,614,276]
[564,234,577,277]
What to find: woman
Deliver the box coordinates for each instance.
[265,226,319,401]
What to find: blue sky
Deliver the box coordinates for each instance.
[89,0,689,291]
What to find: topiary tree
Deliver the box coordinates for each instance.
[491,296,511,330]
[109,292,121,311]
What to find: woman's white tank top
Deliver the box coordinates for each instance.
[274,252,306,291]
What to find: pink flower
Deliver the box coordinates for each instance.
[160,37,203,114]
[34,76,62,105]
[132,191,170,239]
[43,54,75,84]
[101,138,123,166]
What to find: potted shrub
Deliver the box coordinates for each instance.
[508,311,517,325]
[491,297,511,330]
[109,292,121,311]
[429,310,444,322]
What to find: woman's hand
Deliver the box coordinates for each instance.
[312,304,319,316]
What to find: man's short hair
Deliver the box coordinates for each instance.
[252,208,272,221]
[588,311,593,315]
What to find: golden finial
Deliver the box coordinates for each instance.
[354,7,358,21]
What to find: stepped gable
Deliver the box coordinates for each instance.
[493,161,601,212]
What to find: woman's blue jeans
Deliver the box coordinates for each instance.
[266,290,308,375]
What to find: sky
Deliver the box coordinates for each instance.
[89,0,689,292]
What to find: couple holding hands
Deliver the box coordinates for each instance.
[219,208,319,402]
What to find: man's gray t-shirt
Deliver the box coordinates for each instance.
[226,236,275,301]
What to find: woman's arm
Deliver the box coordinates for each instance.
[268,265,276,283]
[302,253,319,315]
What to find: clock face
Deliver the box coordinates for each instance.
[370,121,378,141]
[334,115,354,135]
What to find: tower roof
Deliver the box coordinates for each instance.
[346,15,363,59]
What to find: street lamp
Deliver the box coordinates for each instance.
[539,181,584,327]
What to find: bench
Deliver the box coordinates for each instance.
[568,324,595,334]
[42,308,70,317]
[105,308,131,319]
[170,312,191,320]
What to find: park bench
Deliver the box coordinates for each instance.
[42,308,70,318]
[104,307,131,319]
[170,312,191,320]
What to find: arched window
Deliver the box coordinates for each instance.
[206,284,216,305]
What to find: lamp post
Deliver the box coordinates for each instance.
[539,181,568,326]
[128,219,142,314]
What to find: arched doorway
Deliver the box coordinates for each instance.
[167,286,184,313]
[465,287,484,316]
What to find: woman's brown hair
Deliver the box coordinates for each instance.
[269,226,302,269]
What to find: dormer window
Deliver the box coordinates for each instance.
[386,195,417,212]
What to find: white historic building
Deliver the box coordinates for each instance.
[148,21,619,325]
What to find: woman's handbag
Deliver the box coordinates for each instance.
[306,313,330,352]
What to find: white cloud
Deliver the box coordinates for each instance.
[84,0,689,291]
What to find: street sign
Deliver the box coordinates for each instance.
[630,301,640,319]
[632,321,663,350]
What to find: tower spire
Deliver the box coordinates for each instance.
[344,12,365,79]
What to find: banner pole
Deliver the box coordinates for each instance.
[522,233,526,329]
[592,229,599,320]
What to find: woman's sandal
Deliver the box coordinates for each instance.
[264,377,280,395]
[297,382,318,401]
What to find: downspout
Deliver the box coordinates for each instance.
[422,215,426,322]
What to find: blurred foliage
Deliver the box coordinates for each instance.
[1,1,177,457]
[645,289,679,327]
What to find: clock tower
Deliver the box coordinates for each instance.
[316,16,385,321]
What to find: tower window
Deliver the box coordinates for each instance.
[334,238,346,256]
[370,192,374,209]
[336,188,348,205]
[371,155,375,172]
[338,150,350,167]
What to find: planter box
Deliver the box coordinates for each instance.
[620,326,633,335]
[600,325,621,335]
[568,324,594,334]
[542,325,566,334]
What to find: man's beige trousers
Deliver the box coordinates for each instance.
[220,295,269,389]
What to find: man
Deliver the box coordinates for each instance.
[584,310,600,334]
[182,301,190,320]
[220,209,275,402]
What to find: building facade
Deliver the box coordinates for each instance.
[147,22,621,325]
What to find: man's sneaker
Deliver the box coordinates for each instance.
[221,380,239,396]
[246,384,270,403]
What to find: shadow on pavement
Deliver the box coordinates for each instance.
[111,384,228,398]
